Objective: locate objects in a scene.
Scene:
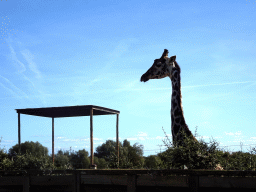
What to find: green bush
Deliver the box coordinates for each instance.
[12,152,53,170]
[159,128,221,169]
[218,150,256,170]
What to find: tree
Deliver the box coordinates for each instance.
[4,141,52,170]
[144,155,162,169]
[54,150,71,169]
[0,137,7,159]
[94,156,108,169]
[70,149,90,169]
[221,151,256,170]
[9,141,48,158]
[12,152,52,170]
[0,137,14,170]
[95,139,144,168]
[122,140,144,168]
[95,140,116,161]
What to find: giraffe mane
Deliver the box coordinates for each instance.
[171,61,197,146]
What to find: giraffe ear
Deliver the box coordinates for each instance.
[170,55,176,62]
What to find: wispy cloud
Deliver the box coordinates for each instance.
[0,78,20,99]
[127,137,138,141]
[0,139,16,148]
[155,136,164,140]
[21,49,42,79]
[8,44,26,74]
[114,80,138,93]
[196,135,211,140]
[183,81,255,89]
[108,38,138,60]
[93,138,102,141]
[126,132,168,142]
[32,134,49,137]
[225,131,242,136]
[88,77,104,86]
[4,40,47,105]
[0,74,42,106]
[114,81,256,92]
[92,38,138,82]
[57,137,65,140]
[0,75,34,101]
[137,132,148,137]
[56,136,101,143]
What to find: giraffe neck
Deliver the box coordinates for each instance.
[170,63,194,146]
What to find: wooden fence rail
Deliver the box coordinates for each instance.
[1,170,256,192]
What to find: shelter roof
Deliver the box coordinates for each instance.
[16,105,120,118]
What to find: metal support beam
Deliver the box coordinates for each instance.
[116,114,119,167]
[18,113,21,154]
[90,108,94,166]
[52,117,54,165]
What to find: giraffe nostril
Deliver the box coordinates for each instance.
[140,74,149,82]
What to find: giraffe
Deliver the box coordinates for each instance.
[140,49,197,147]
[140,51,224,170]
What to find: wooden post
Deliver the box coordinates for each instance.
[188,175,199,192]
[73,170,81,192]
[116,114,119,167]
[18,113,21,154]
[52,117,54,165]
[127,174,137,192]
[90,108,94,166]
[23,176,29,192]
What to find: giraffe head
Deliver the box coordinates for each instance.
[140,49,177,82]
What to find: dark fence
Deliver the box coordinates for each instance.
[1,169,256,192]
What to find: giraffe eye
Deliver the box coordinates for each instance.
[156,63,162,67]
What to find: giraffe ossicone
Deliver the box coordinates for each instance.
[140,49,197,147]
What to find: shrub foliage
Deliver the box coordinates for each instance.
[1,133,256,171]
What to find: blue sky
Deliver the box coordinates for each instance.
[0,0,255,156]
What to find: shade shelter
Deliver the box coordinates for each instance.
[15,105,120,167]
